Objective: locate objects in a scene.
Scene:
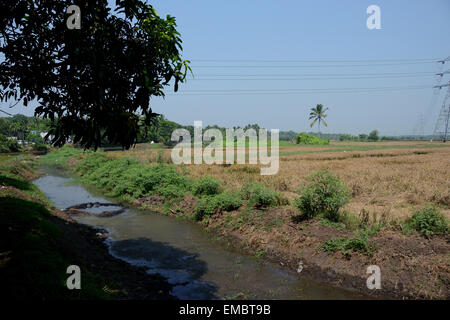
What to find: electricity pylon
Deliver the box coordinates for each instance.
[433,81,450,142]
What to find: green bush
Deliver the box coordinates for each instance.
[293,170,350,221]
[73,153,190,201]
[194,191,243,221]
[0,144,8,153]
[295,132,329,145]
[32,143,49,154]
[26,132,45,144]
[322,232,372,255]
[241,182,280,208]
[406,206,448,238]
[6,139,20,152]
[191,176,222,196]
[0,134,20,153]
[155,184,186,200]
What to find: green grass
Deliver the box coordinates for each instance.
[0,156,53,206]
[319,218,346,230]
[0,196,109,299]
[0,175,34,191]
[39,145,86,168]
[322,232,374,256]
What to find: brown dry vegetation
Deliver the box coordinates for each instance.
[108,141,450,224]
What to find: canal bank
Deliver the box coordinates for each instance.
[33,166,365,299]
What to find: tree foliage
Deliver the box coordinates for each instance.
[309,104,328,138]
[0,0,190,149]
[295,132,329,145]
[368,130,379,141]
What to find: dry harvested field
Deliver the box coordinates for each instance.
[109,141,450,224]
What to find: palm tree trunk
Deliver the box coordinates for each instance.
[318,120,321,139]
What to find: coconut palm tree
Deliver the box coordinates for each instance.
[309,104,328,138]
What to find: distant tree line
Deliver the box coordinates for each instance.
[0,114,50,137]
[0,114,434,152]
[0,115,52,152]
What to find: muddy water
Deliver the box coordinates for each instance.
[33,167,366,300]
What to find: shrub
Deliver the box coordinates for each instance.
[74,153,190,201]
[293,170,350,221]
[368,130,379,141]
[194,191,243,221]
[26,132,44,144]
[154,184,186,200]
[241,182,280,208]
[295,132,329,145]
[322,232,372,255]
[0,134,20,153]
[406,206,448,238]
[191,176,222,196]
[6,139,20,152]
[32,143,49,154]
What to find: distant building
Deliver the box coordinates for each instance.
[39,132,54,143]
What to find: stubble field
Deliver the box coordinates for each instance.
[108,140,450,225]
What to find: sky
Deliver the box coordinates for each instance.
[3,0,450,136]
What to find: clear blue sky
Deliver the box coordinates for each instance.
[5,0,450,135]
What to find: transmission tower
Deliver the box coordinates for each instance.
[433,81,450,142]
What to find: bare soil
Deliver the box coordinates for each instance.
[137,197,450,300]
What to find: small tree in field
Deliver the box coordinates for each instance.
[368,130,379,141]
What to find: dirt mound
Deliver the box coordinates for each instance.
[65,202,128,217]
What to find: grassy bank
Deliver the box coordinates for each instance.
[40,145,450,299]
[0,155,173,300]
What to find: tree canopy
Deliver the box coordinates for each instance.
[0,0,190,149]
[309,104,328,138]
[368,130,379,141]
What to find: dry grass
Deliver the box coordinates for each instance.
[105,141,450,223]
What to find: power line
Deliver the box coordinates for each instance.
[179,85,431,93]
[188,74,435,81]
[0,108,13,116]
[168,85,431,96]
[191,58,438,63]
[190,72,434,77]
[190,61,437,68]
